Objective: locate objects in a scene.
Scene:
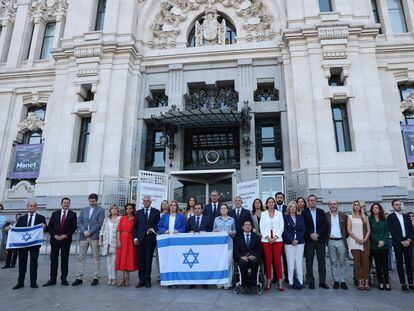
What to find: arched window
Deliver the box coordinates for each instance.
[187,14,236,47]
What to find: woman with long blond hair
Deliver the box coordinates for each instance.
[347,200,371,290]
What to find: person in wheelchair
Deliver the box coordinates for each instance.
[234,220,262,290]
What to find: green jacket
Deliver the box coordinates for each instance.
[369,216,389,250]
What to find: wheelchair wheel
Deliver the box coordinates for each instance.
[256,285,263,295]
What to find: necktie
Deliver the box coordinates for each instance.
[28,213,33,227]
[145,208,149,220]
[60,210,66,234]
[237,209,240,219]
[213,204,217,214]
[196,216,200,229]
[246,234,250,245]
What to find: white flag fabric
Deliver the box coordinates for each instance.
[157,232,229,286]
[6,224,44,249]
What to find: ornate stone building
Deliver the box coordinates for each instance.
[0,0,414,211]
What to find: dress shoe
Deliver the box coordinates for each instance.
[145,283,151,288]
[72,279,83,286]
[340,282,348,290]
[43,280,57,287]
[308,283,315,289]
[91,279,99,286]
[319,283,329,289]
[1,265,10,269]
[333,281,339,289]
[401,284,409,292]
[30,283,39,288]
[12,284,24,290]
[61,279,69,286]
[135,282,145,288]
[409,284,414,291]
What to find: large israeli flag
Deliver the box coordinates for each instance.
[157,232,229,286]
[6,225,44,249]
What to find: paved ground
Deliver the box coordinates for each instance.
[0,255,413,311]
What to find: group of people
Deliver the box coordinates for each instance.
[1,191,414,294]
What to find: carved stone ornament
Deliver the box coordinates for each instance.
[401,92,414,113]
[29,0,69,20]
[18,112,45,132]
[195,6,226,46]
[148,0,275,49]
[74,46,102,59]
[318,28,349,40]
[0,0,18,22]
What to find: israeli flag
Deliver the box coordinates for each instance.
[157,232,229,286]
[6,225,44,249]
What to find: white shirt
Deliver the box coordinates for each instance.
[168,215,176,233]
[396,212,407,238]
[310,208,317,233]
[107,221,114,245]
[259,210,284,242]
[27,212,36,227]
[61,209,68,221]
[330,213,342,238]
[88,206,95,219]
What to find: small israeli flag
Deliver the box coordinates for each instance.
[157,232,229,286]
[6,225,44,249]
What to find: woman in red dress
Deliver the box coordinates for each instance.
[115,203,138,286]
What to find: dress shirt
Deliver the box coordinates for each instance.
[61,209,68,221]
[396,212,406,238]
[144,208,151,220]
[213,216,235,233]
[235,208,242,218]
[196,215,202,228]
[168,215,176,233]
[212,203,218,214]
[245,233,251,245]
[277,204,284,212]
[330,213,342,238]
[27,212,36,227]
[310,208,317,233]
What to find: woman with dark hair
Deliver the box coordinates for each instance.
[369,202,390,290]
[295,197,307,215]
[115,203,137,286]
[185,196,197,220]
[251,198,264,236]
[160,200,169,215]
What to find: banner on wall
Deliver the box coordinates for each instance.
[137,170,169,209]
[9,144,43,179]
[236,179,260,210]
[402,125,414,164]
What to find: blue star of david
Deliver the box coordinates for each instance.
[21,232,32,242]
[182,248,199,268]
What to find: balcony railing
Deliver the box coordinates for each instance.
[184,87,239,110]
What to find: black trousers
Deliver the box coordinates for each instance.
[305,240,326,285]
[238,258,259,287]
[371,248,389,284]
[5,249,18,267]
[50,240,71,281]
[137,236,156,284]
[393,242,413,285]
[18,246,40,285]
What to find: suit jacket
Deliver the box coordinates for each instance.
[325,211,348,247]
[388,212,414,244]
[276,204,287,214]
[204,201,222,219]
[229,208,253,235]
[78,205,105,240]
[186,215,213,232]
[48,209,77,243]
[157,213,187,234]
[282,214,305,245]
[233,231,261,260]
[133,207,160,243]
[303,207,328,244]
[16,213,47,248]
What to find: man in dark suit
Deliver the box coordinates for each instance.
[133,195,160,288]
[203,190,221,220]
[229,196,253,235]
[43,197,77,287]
[303,194,329,289]
[275,192,288,283]
[187,203,213,233]
[13,201,47,289]
[387,199,414,292]
[275,192,287,214]
[234,220,262,290]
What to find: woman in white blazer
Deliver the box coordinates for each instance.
[260,197,285,291]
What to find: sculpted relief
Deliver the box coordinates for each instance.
[148,0,275,49]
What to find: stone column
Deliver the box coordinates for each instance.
[166,63,184,109]
[378,0,393,38]
[0,19,13,62]
[27,15,45,65]
[403,0,414,33]
[52,14,65,49]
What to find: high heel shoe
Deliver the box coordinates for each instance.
[278,282,285,292]
[364,280,370,291]
[357,280,364,290]
[116,279,125,287]
[264,280,271,291]
[124,276,130,286]
[378,283,384,291]
[385,284,391,291]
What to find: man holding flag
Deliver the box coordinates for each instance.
[8,201,47,289]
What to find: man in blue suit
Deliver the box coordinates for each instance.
[302,194,329,289]
[203,190,221,220]
[187,203,213,233]
[229,196,253,236]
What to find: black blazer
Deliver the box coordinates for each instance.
[186,215,213,232]
[303,207,328,243]
[204,202,222,219]
[233,232,262,260]
[388,212,414,244]
[48,209,77,242]
[229,208,253,235]
[16,213,47,247]
[133,207,160,244]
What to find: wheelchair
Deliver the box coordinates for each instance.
[232,259,264,295]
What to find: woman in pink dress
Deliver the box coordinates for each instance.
[115,203,138,286]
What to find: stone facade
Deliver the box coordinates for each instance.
[0,0,414,213]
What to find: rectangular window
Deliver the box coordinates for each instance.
[40,22,56,60]
[77,117,91,162]
[371,0,383,34]
[319,0,333,12]
[387,0,408,33]
[255,118,282,167]
[145,125,165,171]
[331,104,352,152]
[94,0,107,31]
